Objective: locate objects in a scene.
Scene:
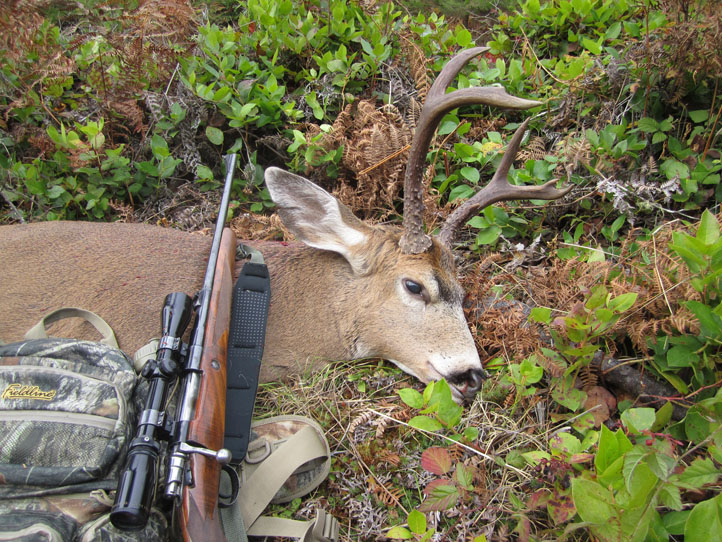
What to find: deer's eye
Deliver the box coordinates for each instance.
[403,279,429,303]
[403,279,422,295]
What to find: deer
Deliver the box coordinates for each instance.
[0,48,570,402]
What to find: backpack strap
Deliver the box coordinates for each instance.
[219,417,338,542]
[248,510,338,542]
[133,338,159,372]
[24,307,118,348]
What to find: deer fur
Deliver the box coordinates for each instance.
[0,168,484,401]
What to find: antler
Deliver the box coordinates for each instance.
[399,47,570,254]
[437,118,572,246]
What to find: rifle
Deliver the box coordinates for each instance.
[110,155,238,541]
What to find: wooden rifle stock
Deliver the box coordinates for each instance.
[180,227,236,542]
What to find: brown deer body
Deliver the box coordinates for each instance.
[0,48,570,401]
[0,183,482,400]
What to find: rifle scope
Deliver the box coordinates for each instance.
[110,292,193,530]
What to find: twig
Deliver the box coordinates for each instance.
[684,377,722,401]
[702,99,722,163]
[518,27,575,86]
[358,144,411,176]
[0,185,26,223]
[701,77,719,162]
[652,231,674,316]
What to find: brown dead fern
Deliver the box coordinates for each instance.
[300,99,414,219]
[400,35,431,104]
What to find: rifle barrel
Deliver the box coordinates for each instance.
[165,154,237,499]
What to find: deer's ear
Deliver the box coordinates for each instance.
[265,167,373,272]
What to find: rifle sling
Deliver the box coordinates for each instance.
[224,245,271,464]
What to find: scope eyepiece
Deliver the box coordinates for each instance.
[110,441,159,530]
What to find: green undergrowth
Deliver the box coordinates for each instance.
[2,0,722,540]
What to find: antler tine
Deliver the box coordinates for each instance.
[437,118,572,247]
[400,47,543,254]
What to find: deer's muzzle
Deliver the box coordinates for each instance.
[449,367,488,401]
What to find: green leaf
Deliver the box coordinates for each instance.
[581,37,602,55]
[551,380,586,411]
[438,118,459,135]
[571,478,615,524]
[46,185,66,199]
[529,306,552,324]
[605,21,622,40]
[652,131,667,144]
[685,495,722,541]
[660,159,690,180]
[689,109,709,123]
[460,166,480,183]
[684,407,712,443]
[677,457,720,489]
[662,510,690,535]
[622,451,659,507]
[518,357,543,384]
[686,301,722,340]
[636,117,659,133]
[550,432,582,457]
[448,184,474,202]
[196,164,213,180]
[420,480,459,512]
[466,216,487,229]
[659,483,683,511]
[659,117,674,132]
[454,463,475,490]
[670,232,707,273]
[407,509,426,535]
[666,345,699,368]
[437,400,463,428]
[646,450,676,481]
[521,450,551,465]
[455,27,472,48]
[621,408,656,434]
[136,161,159,176]
[409,415,443,432]
[594,308,615,326]
[607,292,637,313]
[696,209,720,245]
[585,284,608,310]
[386,526,413,539]
[652,401,674,432]
[398,388,424,409]
[464,426,479,441]
[475,225,502,245]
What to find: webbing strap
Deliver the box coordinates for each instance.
[238,426,326,528]
[24,307,118,348]
[219,425,337,542]
[223,245,271,463]
[248,510,339,542]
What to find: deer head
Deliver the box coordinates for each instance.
[263,47,570,401]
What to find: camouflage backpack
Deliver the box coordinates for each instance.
[0,308,166,542]
[0,309,337,542]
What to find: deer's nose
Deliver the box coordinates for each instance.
[451,367,487,399]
